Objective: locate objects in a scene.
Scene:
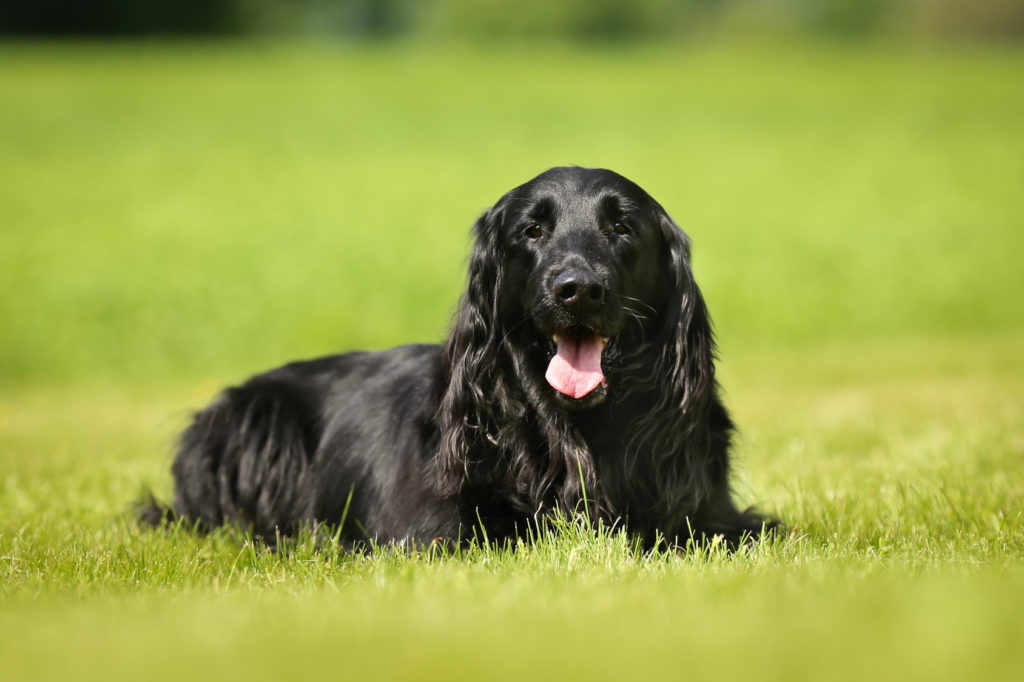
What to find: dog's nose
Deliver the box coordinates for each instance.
[553,270,605,315]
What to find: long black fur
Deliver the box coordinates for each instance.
[141,167,776,548]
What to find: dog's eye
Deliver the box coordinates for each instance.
[524,223,543,239]
[613,221,631,236]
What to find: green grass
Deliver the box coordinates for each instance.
[1,41,1023,681]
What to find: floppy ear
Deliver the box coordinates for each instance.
[436,203,508,493]
[656,210,716,425]
[444,204,506,370]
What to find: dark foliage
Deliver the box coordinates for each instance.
[0,1,243,36]
[5,1,1021,41]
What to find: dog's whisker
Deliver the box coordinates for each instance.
[621,305,649,345]
[623,305,648,322]
[498,314,534,347]
[621,294,657,314]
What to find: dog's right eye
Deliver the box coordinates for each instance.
[524,223,543,239]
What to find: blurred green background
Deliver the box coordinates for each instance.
[2,4,1024,682]
[2,1,1022,388]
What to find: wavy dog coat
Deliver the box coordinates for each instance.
[143,167,775,548]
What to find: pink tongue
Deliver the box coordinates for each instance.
[545,333,607,399]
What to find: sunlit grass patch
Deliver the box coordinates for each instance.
[1,41,1023,682]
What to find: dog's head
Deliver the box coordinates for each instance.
[447,166,713,412]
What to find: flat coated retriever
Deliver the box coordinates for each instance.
[142,167,776,549]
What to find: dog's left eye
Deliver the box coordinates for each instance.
[524,223,543,239]
[613,221,631,236]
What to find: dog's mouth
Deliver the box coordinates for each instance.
[544,325,610,401]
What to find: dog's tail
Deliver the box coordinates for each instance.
[134,490,178,528]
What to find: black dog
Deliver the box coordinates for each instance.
[142,167,775,548]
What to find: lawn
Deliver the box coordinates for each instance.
[1,41,1023,681]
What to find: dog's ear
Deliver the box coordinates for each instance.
[656,209,715,423]
[445,203,506,367]
[437,202,507,492]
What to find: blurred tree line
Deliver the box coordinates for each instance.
[2,0,1022,41]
